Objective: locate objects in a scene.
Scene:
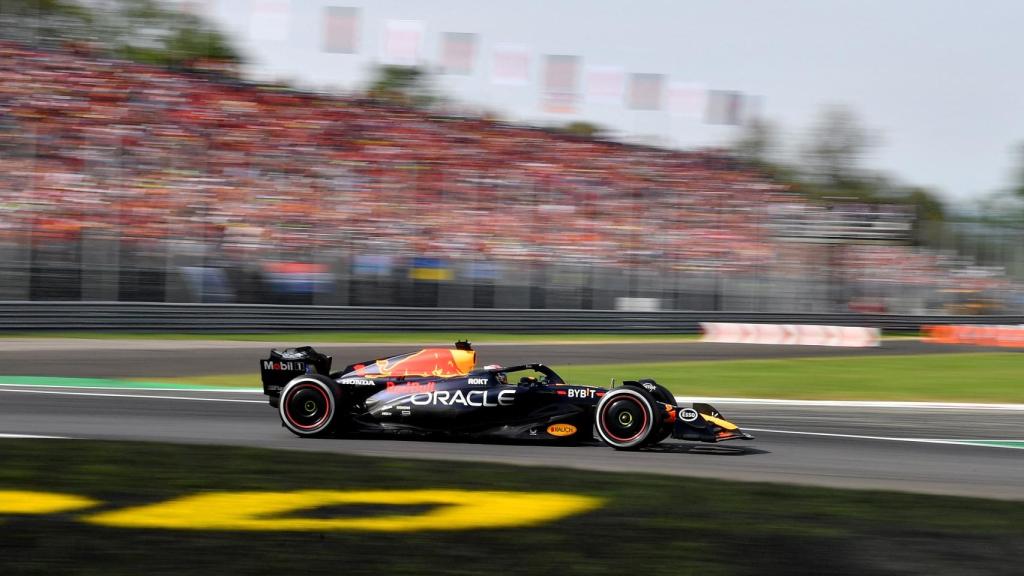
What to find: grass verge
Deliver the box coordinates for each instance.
[141,352,1024,403]
[1,440,1021,576]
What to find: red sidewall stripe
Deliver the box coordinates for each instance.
[283,383,332,430]
[599,394,649,444]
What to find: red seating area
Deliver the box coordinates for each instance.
[0,41,1016,306]
[0,42,793,271]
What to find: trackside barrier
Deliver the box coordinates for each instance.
[0,302,1021,333]
[701,322,880,347]
[923,325,1024,348]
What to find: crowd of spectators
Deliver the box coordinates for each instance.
[0,41,1016,306]
[0,41,794,269]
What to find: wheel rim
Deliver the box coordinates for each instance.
[283,383,331,431]
[599,395,649,443]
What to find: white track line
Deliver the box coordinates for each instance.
[1,384,1020,411]
[676,396,1024,411]
[0,433,68,439]
[0,388,265,404]
[745,427,1024,449]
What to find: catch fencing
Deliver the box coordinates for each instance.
[0,302,1022,333]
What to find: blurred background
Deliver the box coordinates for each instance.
[2,0,1023,314]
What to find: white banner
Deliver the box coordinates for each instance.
[701,323,880,347]
[668,82,707,119]
[381,20,424,66]
[491,44,531,85]
[249,0,291,43]
[584,65,625,105]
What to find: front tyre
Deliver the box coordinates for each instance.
[595,387,659,450]
[636,379,676,446]
[279,375,340,437]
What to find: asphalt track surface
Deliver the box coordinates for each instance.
[0,338,1021,500]
[0,337,1013,378]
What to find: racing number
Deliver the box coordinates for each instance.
[0,490,99,516]
[83,489,602,532]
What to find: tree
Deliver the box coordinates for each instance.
[1011,142,1024,201]
[801,105,877,189]
[560,121,607,139]
[103,0,240,67]
[897,185,946,223]
[367,66,436,107]
[731,116,777,165]
[1,0,240,67]
[0,0,95,44]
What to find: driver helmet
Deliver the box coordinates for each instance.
[484,364,507,385]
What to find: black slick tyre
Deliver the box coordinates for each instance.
[595,387,660,450]
[636,379,676,446]
[279,375,340,437]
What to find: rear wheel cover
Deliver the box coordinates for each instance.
[280,378,336,436]
[595,389,655,449]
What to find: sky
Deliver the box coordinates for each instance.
[187,0,1024,203]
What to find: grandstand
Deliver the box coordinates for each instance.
[0,41,1019,312]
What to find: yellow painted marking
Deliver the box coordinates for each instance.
[84,489,602,532]
[701,414,738,430]
[0,490,99,515]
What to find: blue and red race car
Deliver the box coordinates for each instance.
[261,341,752,450]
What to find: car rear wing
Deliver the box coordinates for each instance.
[260,346,332,398]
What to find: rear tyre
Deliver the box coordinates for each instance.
[279,375,340,437]
[595,387,660,450]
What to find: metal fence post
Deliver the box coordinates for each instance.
[0,240,30,301]
[81,232,119,301]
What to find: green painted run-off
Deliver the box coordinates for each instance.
[959,440,1024,450]
[0,376,254,391]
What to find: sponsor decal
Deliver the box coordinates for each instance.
[467,378,489,385]
[410,389,515,407]
[386,382,436,394]
[262,360,306,371]
[679,408,699,422]
[340,377,375,386]
[546,423,577,437]
[400,410,411,417]
[380,411,392,417]
[641,382,656,392]
[565,388,598,399]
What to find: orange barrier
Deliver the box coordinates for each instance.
[923,325,1024,348]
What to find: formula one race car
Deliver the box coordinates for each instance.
[260,341,752,450]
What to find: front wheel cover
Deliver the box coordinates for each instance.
[636,380,676,446]
[595,388,656,450]
[279,377,337,437]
